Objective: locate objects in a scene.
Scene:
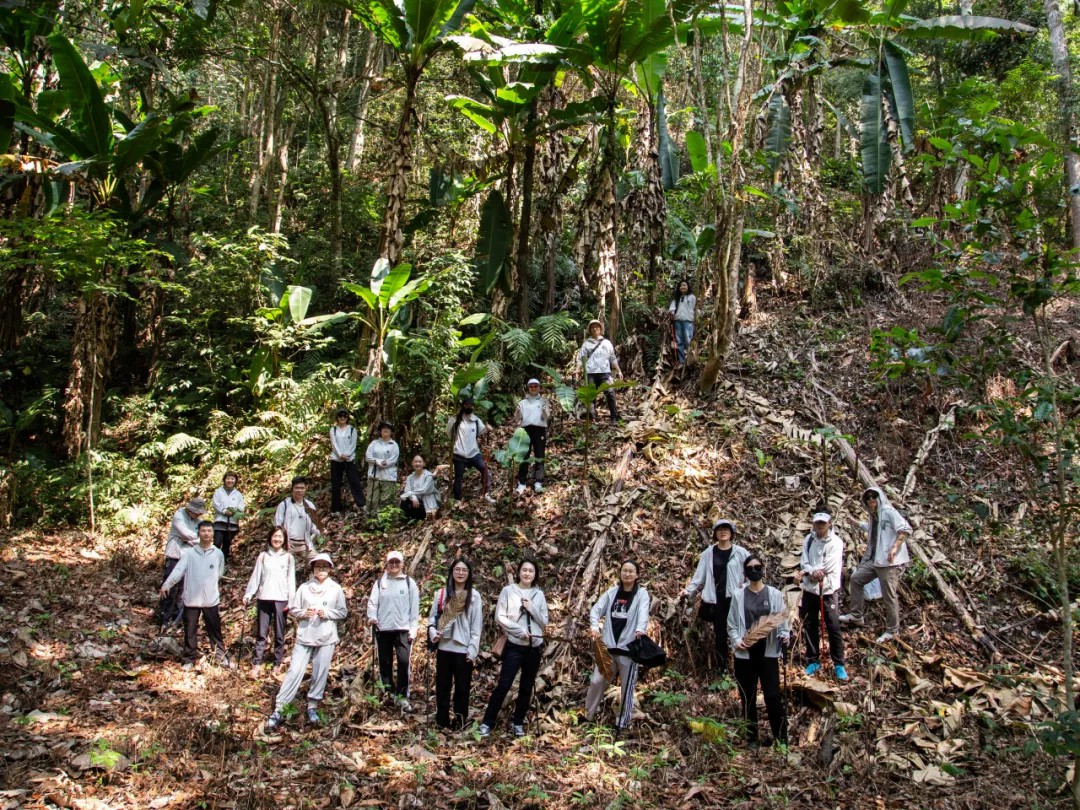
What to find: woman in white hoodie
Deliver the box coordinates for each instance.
[211,471,245,564]
[365,421,400,517]
[265,553,348,731]
[329,408,366,513]
[400,455,440,521]
[585,560,650,731]
[244,527,296,678]
[682,518,749,676]
[515,379,550,495]
[479,559,549,738]
[427,558,483,730]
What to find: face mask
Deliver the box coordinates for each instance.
[745,568,763,582]
[463,406,474,414]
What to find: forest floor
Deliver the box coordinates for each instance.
[0,288,1075,809]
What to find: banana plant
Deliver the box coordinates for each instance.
[494,426,534,504]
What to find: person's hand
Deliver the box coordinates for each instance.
[316,608,327,619]
[780,635,792,651]
[411,497,419,507]
[159,586,169,598]
[225,508,234,516]
[431,630,443,641]
[370,618,379,627]
[243,598,250,607]
[635,631,644,639]
[304,607,317,619]
[814,570,825,582]
[616,369,624,381]
[589,628,600,640]
[521,598,531,610]
[409,631,417,642]
[736,640,749,651]
[793,571,804,585]
[888,542,902,564]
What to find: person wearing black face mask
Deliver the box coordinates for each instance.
[682,519,749,676]
[447,398,496,504]
[727,553,789,747]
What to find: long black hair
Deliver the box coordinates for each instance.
[450,397,474,455]
[672,278,692,310]
[446,556,474,611]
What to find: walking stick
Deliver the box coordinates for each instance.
[371,624,379,690]
[425,638,432,718]
[669,317,679,367]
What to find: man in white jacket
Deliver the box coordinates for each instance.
[795,513,847,680]
[367,550,419,709]
[515,378,550,495]
[841,486,913,643]
[274,477,321,570]
[160,520,230,668]
[158,497,207,630]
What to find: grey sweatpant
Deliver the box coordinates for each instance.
[585,653,639,729]
[275,642,336,710]
[848,562,904,634]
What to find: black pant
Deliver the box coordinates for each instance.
[376,629,412,696]
[482,642,542,727]
[710,596,733,674]
[517,425,547,484]
[799,590,845,666]
[435,649,473,729]
[401,499,427,521]
[330,459,366,512]
[182,605,226,662]
[254,599,288,666]
[734,643,786,744]
[158,558,183,627]
[586,372,619,421]
[452,453,488,500]
[213,525,238,564]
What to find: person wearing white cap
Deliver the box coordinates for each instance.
[158,497,208,630]
[367,550,420,709]
[795,512,847,680]
[515,379,550,495]
[265,552,348,731]
[681,518,750,676]
[574,319,622,422]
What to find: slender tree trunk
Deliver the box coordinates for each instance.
[346,34,382,172]
[272,119,298,233]
[535,87,567,315]
[63,292,114,459]
[377,71,418,265]
[1045,0,1080,250]
[692,22,714,166]
[514,99,539,324]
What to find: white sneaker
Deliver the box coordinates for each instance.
[515,483,527,495]
[396,696,412,712]
[838,614,864,626]
[512,723,525,738]
[479,724,491,738]
[533,482,543,493]
[484,494,497,504]
[875,632,896,644]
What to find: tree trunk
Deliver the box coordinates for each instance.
[1045,0,1080,250]
[514,98,539,325]
[377,72,418,265]
[535,87,567,315]
[62,292,114,459]
[272,118,298,234]
[346,35,383,172]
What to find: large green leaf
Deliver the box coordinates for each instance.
[903,15,1036,40]
[343,280,378,308]
[285,285,313,323]
[356,0,408,49]
[475,189,512,295]
[765,92,791,171]
[860,69,890,194]
[404,0,473,53]
[447,95,501,136]
[47,33,111,159]
[685,130,708,174]
[112,113,166,175]
[882,40,914,152]
[507,427,532,462]
[379,262,414,307]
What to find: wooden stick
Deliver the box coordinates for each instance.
[901,404,959,500]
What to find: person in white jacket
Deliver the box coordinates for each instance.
[211,471,245,565]
[840,486,913,643]
[427,558,483,730]
[265,553,348,731]
[667,279,696,366]
[586,560,650,730]
[160,520,229,668]
[158,497,207,630]
[574,319,622,422]
[244,526,296,678]
[515,379,551,495]
[365,421,400,517]
[479,559,549,738]
[400,455,440,521]
[329,409,366,513]
[447,397,496,504]
[682,518,749,676]
[728,553,789,746]
[274,477,321,573]
[795,513,847,680]
[367,550,419,709]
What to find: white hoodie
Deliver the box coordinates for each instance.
[365,438,400,481]
[495,584,549,648]
[162,544,224,608]
[329,425,358,462]
[862,486,913,568]
[400,470,440,511]
[518,395,550,428]
[367,572,420,634]
[289,578,348,647]
[244,548,297,603]
[799,529,843,596]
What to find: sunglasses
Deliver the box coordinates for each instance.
[745,565,763,572]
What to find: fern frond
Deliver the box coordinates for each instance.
[532,312,577,353]
[264,439,297,455]
[501,327,539,366]
[234,425,278,445]
[484,359,504,386]
[163,432,208,459]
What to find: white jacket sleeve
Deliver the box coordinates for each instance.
[635,589,651,634]
[162,551,190,591]
[496,587,526,640]
[385,441,400,469]
[172,512,198,544]
[526,590,549,631]
[800,535,813,574]
[244,553,264,602]
[467,594,483,660]
[774,589,790,641]
[367,579,381,624]
[427,589,442,642]
[365,441,377,466]
[409,579,420,635]
[685,552,708,596]
[288,587,306,620]
[727,592,742,650]
[325,586,348,621]
[212,489,228,518]
[589,589,611,632]
[274,501,286,527]
[286,555,297,602]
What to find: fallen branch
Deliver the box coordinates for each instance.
[901,404,959,499]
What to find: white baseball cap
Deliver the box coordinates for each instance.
[386,550,404,563]
[527,378,540,386]
[309,552,334,569]
[812,512,832,523]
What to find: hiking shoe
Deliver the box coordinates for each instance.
[804,663,821,676]
[484,494,497,504]
[533,482,543,493]
[512,724,525,738]
[307,708,320,725]
[875,632,896,644]
[515,483,527,495]
[249,665,261,679]
[479,724,491,738]
[838,613,864,626]
[835,665,849,681]
[396,696,412,712]
[265,712,284,732]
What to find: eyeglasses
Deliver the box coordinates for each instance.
[745,565,763,572]
[453,567,469,573]
[387,560,402,565]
